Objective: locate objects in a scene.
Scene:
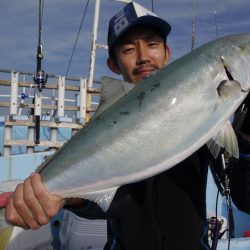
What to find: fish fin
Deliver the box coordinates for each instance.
[217,79,242,101]
[0,223,14,250]
[81,187,118,212]
[207,139,221,159]
[207,120,239,159]
[93,77,135,118]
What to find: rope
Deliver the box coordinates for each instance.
[65,0,90,77]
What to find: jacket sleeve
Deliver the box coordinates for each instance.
[230,93,250,214]
[230,136,250,214]
[210,93,250,214]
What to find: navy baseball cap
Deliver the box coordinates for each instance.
[107,2,171,56]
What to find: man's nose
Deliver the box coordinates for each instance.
[136,45,150,64]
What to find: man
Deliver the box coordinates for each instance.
[5,2,250,249]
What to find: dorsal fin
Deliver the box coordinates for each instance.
[93,76,135,118]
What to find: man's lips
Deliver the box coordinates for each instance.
[134,66,157,77]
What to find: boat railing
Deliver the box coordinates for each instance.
[0,68,101,156]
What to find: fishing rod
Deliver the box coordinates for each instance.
[33,0,48,144]
[191,0,196,50]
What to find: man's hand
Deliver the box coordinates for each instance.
[5,173,65,230]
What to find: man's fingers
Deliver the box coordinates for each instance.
[5,195,29,230]
[30,173,65,217]
[23,175,50,226]
[13,180,40,229]
[5,173,64,230]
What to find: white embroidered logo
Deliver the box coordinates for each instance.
[113,13,129,35]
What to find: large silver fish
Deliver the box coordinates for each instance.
[0,34,250,238]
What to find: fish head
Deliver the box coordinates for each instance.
[219,34,250,92]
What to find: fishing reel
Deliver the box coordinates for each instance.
[33,69,48,92]
[208,216,227,240]
[208,216,227,250]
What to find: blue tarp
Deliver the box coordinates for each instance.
[0,117,71,155]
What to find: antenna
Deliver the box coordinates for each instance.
[214,10,219,38]
[191,0,196,50]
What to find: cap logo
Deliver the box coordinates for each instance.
[114,13,129,35]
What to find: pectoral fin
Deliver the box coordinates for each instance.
[217,79,241,101]
[207,120,239,159]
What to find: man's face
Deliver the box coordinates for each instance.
[108,26,170,84]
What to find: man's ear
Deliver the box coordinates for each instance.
[107,57,121,75]
[164,45,170,65]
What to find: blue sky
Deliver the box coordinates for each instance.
[0,0,249,80]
